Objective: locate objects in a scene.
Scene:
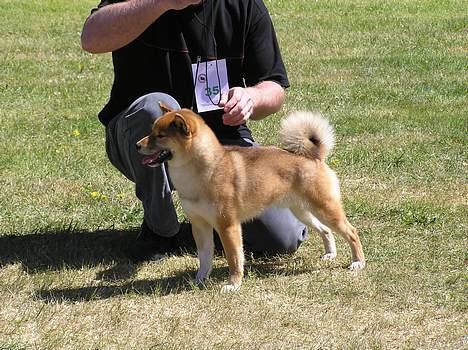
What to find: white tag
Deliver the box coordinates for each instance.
[191,59,229,113]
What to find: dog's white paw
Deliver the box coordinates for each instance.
[348,261,365,271]
[220,283,241,293]
[321,252,337,261]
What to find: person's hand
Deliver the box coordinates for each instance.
[218,87,254,126]
[169,0,203,11]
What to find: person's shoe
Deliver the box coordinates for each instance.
[127,221,198,262]
[127,221,177,263]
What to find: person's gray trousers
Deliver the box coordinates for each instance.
[105,92,307,254]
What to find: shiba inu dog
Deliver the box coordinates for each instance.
[136,104,365,291]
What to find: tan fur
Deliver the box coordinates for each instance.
[137,105,365,291]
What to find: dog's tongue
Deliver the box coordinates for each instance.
[142,152,161,166]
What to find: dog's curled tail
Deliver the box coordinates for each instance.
[279,111,335,161]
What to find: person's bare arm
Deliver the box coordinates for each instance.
[81,0,202,54]
[218,81,286,126]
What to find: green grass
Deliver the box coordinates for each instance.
[0,0,466,349]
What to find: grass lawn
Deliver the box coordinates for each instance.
[0,0,466,349]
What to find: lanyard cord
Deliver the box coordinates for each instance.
[194,0,221,106]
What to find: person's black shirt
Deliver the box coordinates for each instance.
[91,0,289,140]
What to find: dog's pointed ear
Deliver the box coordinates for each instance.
[171,113,190,137]
[159,102,173,114]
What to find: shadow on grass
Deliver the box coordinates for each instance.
[1,229,322,301]
[0,228,199,300]
[35,272,199,302]
[33,260,314,303]
[0,228,309,273]
[0,228,141,273]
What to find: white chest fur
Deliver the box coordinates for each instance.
[169,165,218,225]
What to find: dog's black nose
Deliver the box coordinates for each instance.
[136,143,141,151]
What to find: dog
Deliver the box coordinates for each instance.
[136,104,365,291]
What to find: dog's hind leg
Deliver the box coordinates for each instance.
[191,218,215,284]
[216,222,244,292]
[310,203,365,271]
[290,208,337,260]
[334,218,365,271]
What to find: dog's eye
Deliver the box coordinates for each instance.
[157,133,166,138]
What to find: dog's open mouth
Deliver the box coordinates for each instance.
[142,150,173,167]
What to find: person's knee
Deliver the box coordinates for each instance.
[262,226,306,254]
[129,92,181,120]
[242,208,307,255]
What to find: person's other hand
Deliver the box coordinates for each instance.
[218,87,254,126]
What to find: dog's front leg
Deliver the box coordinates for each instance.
[191,218,214,285]
[216,222,244,292]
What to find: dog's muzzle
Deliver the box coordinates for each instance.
[140,149,173,167]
